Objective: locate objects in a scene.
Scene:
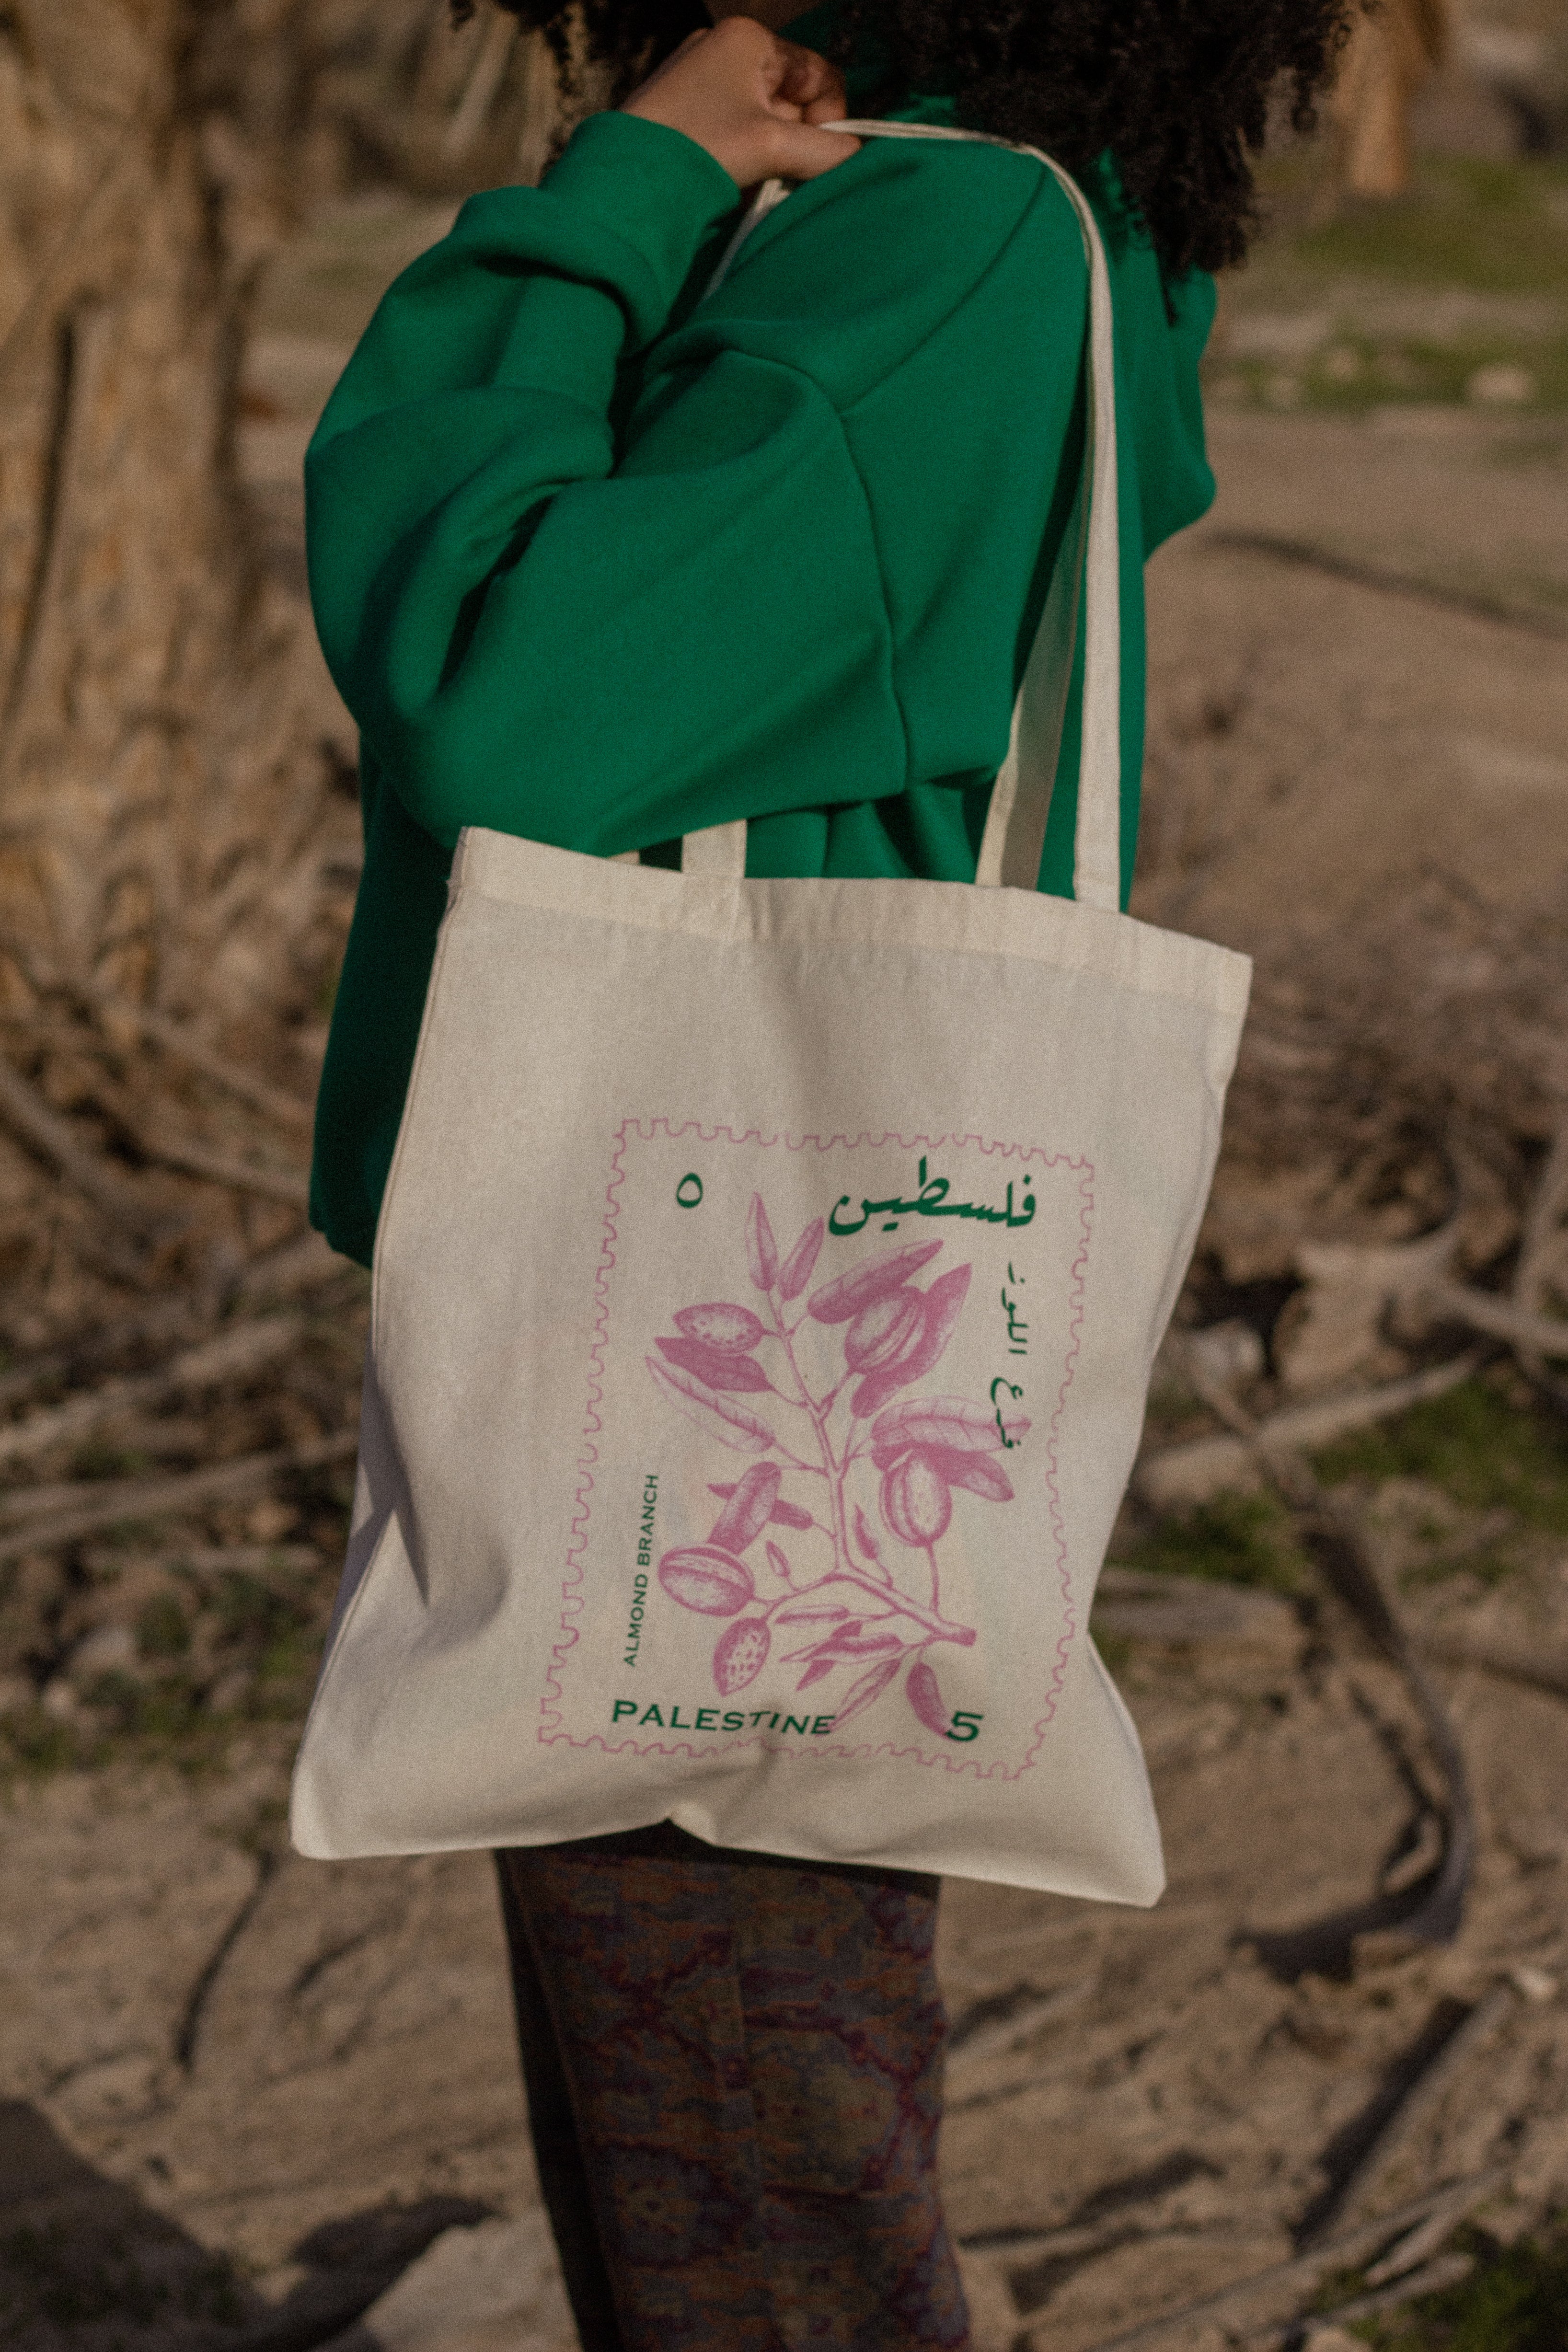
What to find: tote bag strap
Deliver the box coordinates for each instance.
[680,122,1121,909]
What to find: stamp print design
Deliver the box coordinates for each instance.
[646,1194,1028,1742]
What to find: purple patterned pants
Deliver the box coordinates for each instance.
[495,1824,971,2352]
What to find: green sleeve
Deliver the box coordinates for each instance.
[306,112,906,857]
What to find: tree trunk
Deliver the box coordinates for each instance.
[0,0,337,1017]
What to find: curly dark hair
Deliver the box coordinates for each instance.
[457,0,1360,277]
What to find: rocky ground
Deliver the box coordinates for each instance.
[2,136,1568,2352]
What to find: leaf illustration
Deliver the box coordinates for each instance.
[906,1659,949,1738]
[657,1335,771,1391]
[773,1603,851,1626]
[795,1656,839,1692]
[714,1616,771,1694]
[713,1487,821,1533]
[764,1539,794,1582]
[832,1652,903,1729]
[853,1504,888,1572]
[658,1545,754,1615]
[777,1217,825,1300]
[926,1445,1014,1502]
[815,1622,905,1657]
[850,1265,972,1417]
[870,1395,1029,1462]
[646,1356,774,1454]
[709,1462,782,1553]
[675,1303,765,1351]
[747,1194,779,1292]
[806,1239,943,1324]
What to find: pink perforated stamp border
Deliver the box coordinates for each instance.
[538,1122,1092,1779]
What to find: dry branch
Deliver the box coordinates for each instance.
[1135,1351,1484,1510]
[1422,1280,1568,1359]
[0,1294,205,1415]
[0,930,316,1137]
[1418,1632,1568,1702]
[0,1233,346,1419]
[230,1228,351,1306]
[135,1132,310,1206]
[92,991,314,1133]
[1248,2251,1476,2347]
[0,1314,303,1472]
[0,1049,175,1241]
[1512,1119,1568,1411]
[1303,1983,1516,2244]
[959,2219,1128,2266]
[0,1428,357,1568]
[1163,1336,1476,1950]
[1362,2168,1506,2287]
[1062,2167,1510,2352]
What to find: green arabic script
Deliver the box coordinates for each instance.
[828,1157,1036,1236]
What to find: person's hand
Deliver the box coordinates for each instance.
[622,17,859,189]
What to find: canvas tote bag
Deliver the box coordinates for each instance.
[291,126,1251,1897]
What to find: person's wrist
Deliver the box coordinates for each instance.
[621,104,728,183]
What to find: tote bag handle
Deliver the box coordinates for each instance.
[680,123,1121,909]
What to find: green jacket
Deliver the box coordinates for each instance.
[305,81,1215,1268]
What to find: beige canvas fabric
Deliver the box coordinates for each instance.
[290,130,1251,1896]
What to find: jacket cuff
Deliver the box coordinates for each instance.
[449,111,740,352]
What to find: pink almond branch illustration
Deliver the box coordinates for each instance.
[646,1192,1027,1734]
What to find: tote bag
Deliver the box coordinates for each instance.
[290,127,1251,1897]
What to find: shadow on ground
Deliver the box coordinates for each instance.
[0,2103,487,2352]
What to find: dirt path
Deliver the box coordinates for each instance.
[1137,408,1568,948]
[4,1580,1566,2351]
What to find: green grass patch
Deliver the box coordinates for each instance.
[1112,1490,1309,1594]
[1314,1378,1568,1535]
[1254,152,1568,294]
[1210,149,1568,417]
[1213,333,1568,415]
[1361,2218,1568,2351]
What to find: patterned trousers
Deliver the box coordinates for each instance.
[494,1824,971,2352]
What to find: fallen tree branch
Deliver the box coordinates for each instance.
[231,1228,346,1305]
[1135,1352,1486,1511]
[1164,1337,1476,1951]
[1418,1631,1568,1702]
[0,926,315,1135]
[1247,2250,1475,2347]
[0,1294,206,1415]
[0,1314,303,1472]
[1061,2167,1510,2352]
[1421,1279,1568,1359]
[0,1233,348,1418]
[135,1133,309,1207]
[1362,2167,1507,2287]
[0,1427,357,1568]
[0,1049,176,1242]
[1303,1983,1516,2245]
[92,992,313,1133]
[1512,1119,1568,1413]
